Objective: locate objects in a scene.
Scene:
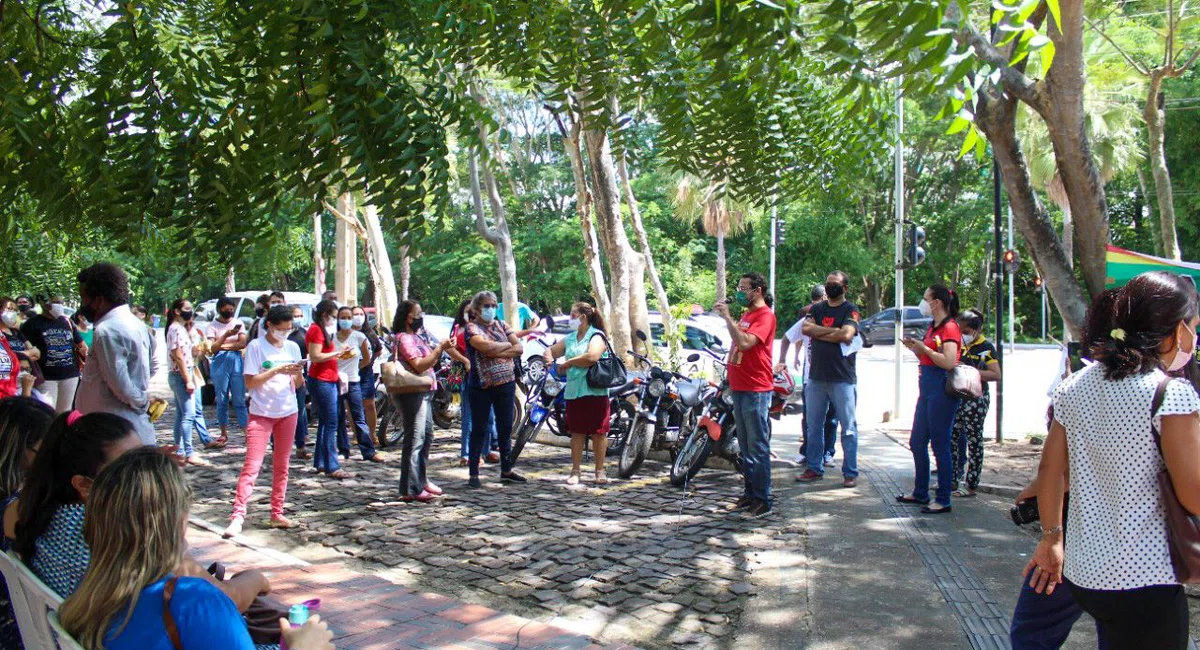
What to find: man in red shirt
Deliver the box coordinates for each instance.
[714,272,777,518]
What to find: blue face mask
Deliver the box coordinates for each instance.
[481,307,497,323]
[337,318,353,331]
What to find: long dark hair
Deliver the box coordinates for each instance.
[928,284,960,327]
[166,298,192,328]
[0,397,55,498]
[14,412,137,562]
[453,299,472,329]
[572,302,606,333]
[312,299,338,347]
[393,300,419,334]
[1085,271,1199,381]
[741,273,774,308]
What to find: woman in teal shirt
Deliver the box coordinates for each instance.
[542,303,611,485]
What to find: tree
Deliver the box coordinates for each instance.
[467,149,521,330]
[672,175,751,304]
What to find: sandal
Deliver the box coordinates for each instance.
[268,516,299,529]
[594,472,609,485]
[204,440,227,450]
[566,473,581,486]
[296,449,310,460]
[952,488,976,498]
[326,470,356,480]
[895,494,930,505]
[921,504,953,515]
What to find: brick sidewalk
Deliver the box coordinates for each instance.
[187,525,633,650]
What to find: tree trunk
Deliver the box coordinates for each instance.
[562,119,611,316]
[398,245,411,301]
[225,266,236,294]
[617,148,671,340]
[1137,167,1163,256]
[715,232,727,304]
[1040,0,1110,298]
[467,151,520,331]
[628,251,651,356]
[361,203,399,325]
[1145,72,1181,260]
[583,127,633,357]
[334,192,359,304]
[977,92,1089,338]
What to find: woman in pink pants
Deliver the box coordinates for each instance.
[224,306,305,537]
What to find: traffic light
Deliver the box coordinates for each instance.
[905,223,926,267]
[1034,276,1043,292]
[774,220,786,246]
[1003,249,1020,274]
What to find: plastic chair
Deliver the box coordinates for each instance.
[0,550,62,649]
[49,611,86,650]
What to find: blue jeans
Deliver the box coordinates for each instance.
[910,366,959,506]
[294,383,309,449]
[210,350,249,430]
[800,400,838,461]
[169,371,212,457]
[467,381,516,475]
[732,390,772,504]
[338,382,376,460]
[460,382,497,458]
[804,381,859,478]
[359,368,376,401]
[1010,577,1106,649]
[307,377,341,473]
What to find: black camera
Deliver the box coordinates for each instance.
[1010,497,1040,526]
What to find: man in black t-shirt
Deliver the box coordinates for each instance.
[797,271,861,487]
[20,295,85,413]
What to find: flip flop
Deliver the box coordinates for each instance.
[953,488,976,498]
[326,470,356,480]
[896,495,930,505]
[921,505,952,515]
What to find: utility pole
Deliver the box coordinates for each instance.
[769,203,778,297]
[893,84,905,419]
[992,157,1005,443]
[1007,206,1016,353]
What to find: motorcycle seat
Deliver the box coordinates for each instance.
[677,379,705,407]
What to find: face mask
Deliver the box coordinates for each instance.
[255,307,265,318]
[49,303,65,319]
[962,332,976,347]
[352,315,365,328]
[324,318,336,335]
[481,307,497,323]
[337,318,353,331]
[410,316,425,332]
[824,282,845,300]
[180,310,194,321]
[1169,323,1196,372]
[1,311,17,328]
[918,300,933,318]
[734,291,749,307]
[219,310,235,320]
[77,302,95,322]
[569,317,583,330]
[293,315,307,329]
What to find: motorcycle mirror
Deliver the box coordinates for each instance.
[686,353,701,362]
[636,330,648,342]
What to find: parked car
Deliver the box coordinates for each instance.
[858,306,932,347]
[196,291,321,330]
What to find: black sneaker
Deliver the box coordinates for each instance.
[727,495,753,512]
[501,471,527,483]
[746,500,773,519]
[468,476,482,489]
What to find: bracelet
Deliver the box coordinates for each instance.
[1041,526,1063,538]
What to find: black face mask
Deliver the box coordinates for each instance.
[824,281,845,300]
[411,316,424,332]
[219,310,235,320]
[254,307,265,317]
[180,310,194,321]
[77,302,96,322]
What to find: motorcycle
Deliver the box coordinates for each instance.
[376,355,461,447]
[668,365,799,486]
[617,332,705,479]
[508,362,642,466]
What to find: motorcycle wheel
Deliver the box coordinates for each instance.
[509,411,545,466]
[617,418,651,479]
[525,357,547,385]
[669,425,714,487]
[606,400,635,456]
[379,394,404,447]
[432,389,458,431]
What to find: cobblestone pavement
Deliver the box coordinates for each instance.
[165,407,796,650]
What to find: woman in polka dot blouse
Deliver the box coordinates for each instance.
[1026,271,1200,649]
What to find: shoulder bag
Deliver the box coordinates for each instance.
[380,335,434,394]
[585,332,628,390]
[1149,376,1200,583]
[944,364,983,400]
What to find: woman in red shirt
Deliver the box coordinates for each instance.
[305,300,355,479]
[898,284,962,514]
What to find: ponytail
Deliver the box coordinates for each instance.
[929,284,959,322]
[572,302,606,333]
[740,272,774,308]
[1087,272,1198,381]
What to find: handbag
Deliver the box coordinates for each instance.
[380,335,434,394]
[1149,376,1200,583]
[585,332,628,390]
[207,562,290,644]
[944,364,982,400]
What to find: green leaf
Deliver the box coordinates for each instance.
[1044,0,1062,32]
[1039,38,1056,72]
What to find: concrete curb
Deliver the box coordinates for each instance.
[974,483,1022,500]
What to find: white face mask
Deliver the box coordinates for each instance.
[351,315,365,328]
[49,303,65,319]
[324,318,336,335]
[918,300,933,318]
[569,317,583,330]
[961,332,976,347]
[1169,323,1196,372]
[1,311,17,328]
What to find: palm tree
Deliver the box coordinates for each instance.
[672,175,753,303]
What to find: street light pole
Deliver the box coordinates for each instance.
[769,204,778,298]
[1007,206,1016,354]
[893,84,905,419]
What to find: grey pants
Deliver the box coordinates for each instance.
[393,391,434,497]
